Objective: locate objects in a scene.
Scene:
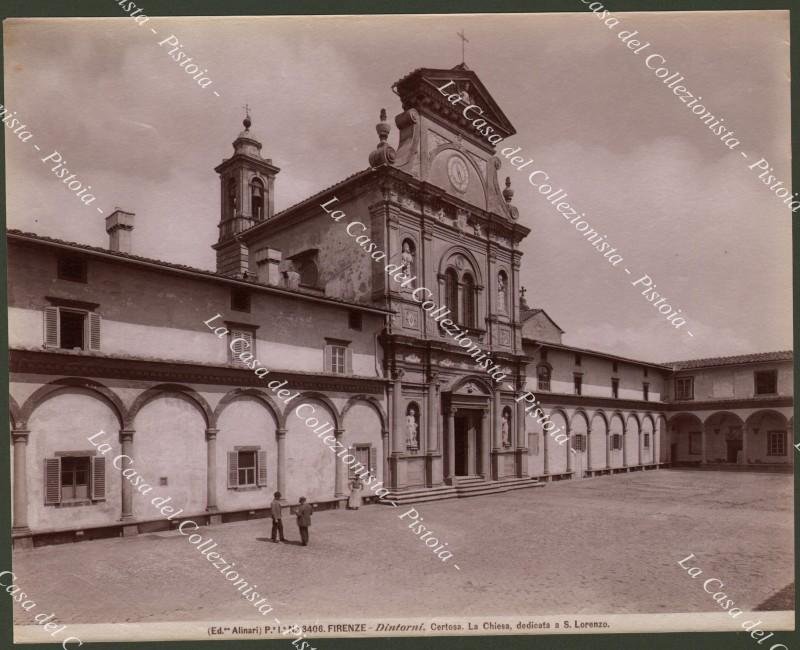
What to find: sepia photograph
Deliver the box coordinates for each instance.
[2,5,795,648]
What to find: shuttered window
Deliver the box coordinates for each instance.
[228,448,267,488]
[42,307,101,351]
[643,433,651,449]
[325,343,351,375]
[348,444,375,480]
[44,455,105,505]
[229,330,255,366]
[610,434,622,451]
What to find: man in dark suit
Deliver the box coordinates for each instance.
[270,491,286,543]
[295,496,313,546]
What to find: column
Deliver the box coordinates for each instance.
[427,374,439,452]
[335,428,347,497]
[276,428,287,497]
[605,428,611,470]
[11,428,30,534]
[447,407,456,482]
[382,430,390,484]
[205,427,219,513]
[493,389,502,449]
[120,429,136,521]
[741,427,748,465]
[392,370,404,454]
[622,428,628,467]
[481,408,491,479]
[467,417,476,475]
[586,428,592,471]
[542,421,550,476]
[701,428,707,464]
[566,428,573,473]
[638,429,643,466]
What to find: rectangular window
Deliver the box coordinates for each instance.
[572,434,586,452]
[675,377,694,400]
[689,432,702,455]
[574,353,582,366]
[767,431,786,457]
[644,433,650,449]
[643,383,649,401]
[325,340,351,375]
[43,307,101,351]
[611,378,619,399]
[611,434,622,450]
[231,288,251,313]
[754,370,778,396]
[348,311,363,331]
[573,374,582,396]
[537,366,551,392]
[349,444,374,479]
[227,449,268,488]
[57,255,87,283]
[229,330,255,366]
[44,455,105,505]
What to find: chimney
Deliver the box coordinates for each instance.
[106,209,135,253]
[255,247,282,285]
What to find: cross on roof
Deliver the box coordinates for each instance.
[457,29,469,64]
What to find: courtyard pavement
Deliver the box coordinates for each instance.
[10,470,793,624]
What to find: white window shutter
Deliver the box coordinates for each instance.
[257,450,268,486]
[230,330,253,366]
[369,445,377,477]
[227,451,239,488]
[44,458,61,504]
[92,456,106,500]
[43,307,59,348]
[324,345,331,373]
[88,313,101,351]
[346,348,353,374]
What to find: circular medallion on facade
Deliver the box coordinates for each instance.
[447,155,469,193]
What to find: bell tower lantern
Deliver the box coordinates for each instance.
[213,109,280,277]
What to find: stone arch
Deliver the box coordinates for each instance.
[590,409,609,431]
[570,409,590,431]
[642,413,656,432]
[291,391,341,429]
[214,388,285,429]
[429,145,488,208]
[9,395,21,429]
[745,409,789,430]
[667,412,703,429]
[437,245,485,287]
[341,395,388,431]
[22,377,126,430]
[609,411,626,433]
[625,412,641,430]
[548,407,571,433]
[127,384,213,430]
[704,411,745,428]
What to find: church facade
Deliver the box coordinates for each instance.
[7,64,793,548]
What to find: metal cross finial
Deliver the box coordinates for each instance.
[457,29,469,64]
[520,286,527,299]
[242,103,251,118]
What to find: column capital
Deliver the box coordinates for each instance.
[205,427,219,441]
[392,368,405,381]
[381,429,389,438]
[119,429,135,442]
[276,427,287,438]
[334,428,345,437]
[12,428,30,443]
[449,407,459,416]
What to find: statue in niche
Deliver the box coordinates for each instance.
[497,273,507,312]
[502,411,511,447]
[284,262,301,290]
[401,240,414,277]
[406,405,419,450]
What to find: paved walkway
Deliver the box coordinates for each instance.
[11,470,793,623]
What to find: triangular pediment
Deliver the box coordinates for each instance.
[394,65,516,145]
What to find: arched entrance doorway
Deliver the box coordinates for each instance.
[445,378,491,484]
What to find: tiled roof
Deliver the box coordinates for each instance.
[666,350,793,370]
[520,307,542,322]
[7,229,392,314]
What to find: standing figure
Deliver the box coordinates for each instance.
[400,240,414,277]
[406,406,419,450]
[497,273,507,312]
[295,496,313,547]
[348,476,363,510]
[270,491,286,543]
[285,262,301,290]
[501,411,511,447]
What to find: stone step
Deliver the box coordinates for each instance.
[383,477,543,506]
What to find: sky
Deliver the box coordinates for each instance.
[3,11,792,363]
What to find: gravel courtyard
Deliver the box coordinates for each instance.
[11,469,793,624]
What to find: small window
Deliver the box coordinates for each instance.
[325,340,351,375]
[689,431,702,455]
[61,456,91,501]
[229,330,255,366]
[57,256,87,283]
[767,431,786,456]
[611,378,619,399]
[675,377,694,400]
[572,434,586,452]
[754,370,778,396]
[349,444,375,480]
[643,383,649,402]
[612,361,619,373]
[231,288,251,313]
[537,365,551,392]
[227,449,268,488]
[348,311,363,331]
[540,349,548,362]
[573,374,582,396]
[43,306,101,351]
[643,433,651,449]
[44,455,105,505]
[574,353,582,366]
[610,434,622,450]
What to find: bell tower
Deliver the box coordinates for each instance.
[213,109,280,277]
